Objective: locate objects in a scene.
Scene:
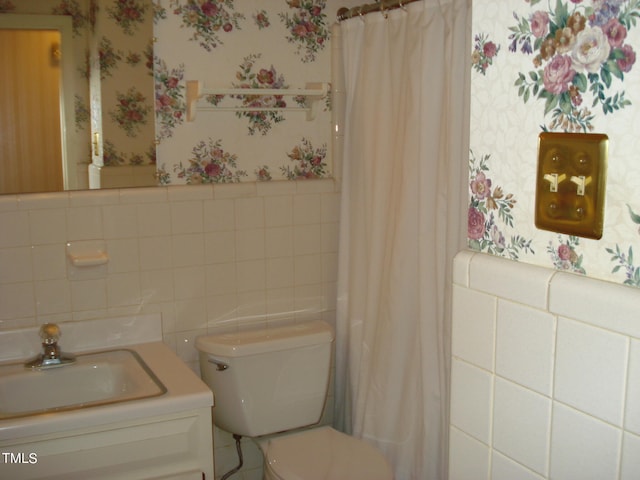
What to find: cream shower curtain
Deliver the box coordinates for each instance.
[334,1,471,479]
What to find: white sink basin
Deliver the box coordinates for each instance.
[0,349,166,419]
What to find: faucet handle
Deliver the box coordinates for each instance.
[39,323,61,344]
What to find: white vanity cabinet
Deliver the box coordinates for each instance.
[0,316,215,480]
[0,407,213,479]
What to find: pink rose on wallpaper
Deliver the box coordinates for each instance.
[254,10,270,29]
[470,172,492,199]
[549,237,585,273]
[530,11,550,38]
[571,27,611,73]
[543,54,575,94]
[557,243,572,261]
[293,23,309,38]
[205,163,221,177]
[483,41,498,58]
[201,1,219,17]
[618,44,636,73]
[603,18,627,47]
[157,94,172,107]
[166,77,179,89]
[126,110,143,122]
[468,207,485,240]
[257,69,275,85]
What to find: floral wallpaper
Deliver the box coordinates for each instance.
[170,0,244,51]
[468,150,534,260]
[471,0,640,288]
[96,0,155,167]
[153,0,338,184]
[509,0,637,132]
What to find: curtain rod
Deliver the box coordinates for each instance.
[336,0,421,21]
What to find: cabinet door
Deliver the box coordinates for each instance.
[0,410,214,479]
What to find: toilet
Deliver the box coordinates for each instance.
[196,320,393,480]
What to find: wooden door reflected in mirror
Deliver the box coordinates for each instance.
[0,28,64,194]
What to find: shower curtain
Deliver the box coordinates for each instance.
[334,1,471,478]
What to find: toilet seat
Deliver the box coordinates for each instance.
[263,426,393,480]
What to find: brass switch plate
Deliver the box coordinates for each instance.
[535,132,608,239]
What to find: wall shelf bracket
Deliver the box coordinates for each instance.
[185,80,329,122]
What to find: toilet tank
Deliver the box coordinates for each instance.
[196,321,334,437]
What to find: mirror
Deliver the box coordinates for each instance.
[0,0,155,194]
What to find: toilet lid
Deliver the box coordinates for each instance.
[265,427,393,480]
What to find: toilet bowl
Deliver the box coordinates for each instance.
[260,426,393,480]
[195,320,393,480]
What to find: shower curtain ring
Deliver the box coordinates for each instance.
[357,6,365,21]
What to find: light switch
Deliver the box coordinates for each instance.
[535,132,608,239]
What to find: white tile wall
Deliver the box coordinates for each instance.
[449,427,490,480]
[554,318,629,426]
[491,451,544,480]
[450,358,494,444]
[450,251,640,480]
[0,179,340,480]
[621,432,640,480]
[495,300,555,396]
[468,253,554,309]
[492,378,551,475]
[549,269,640,339]
[452,285,496,371]
[550,402,621,480]
[625,340,640,435]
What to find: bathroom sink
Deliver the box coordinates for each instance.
[0,349,166,419]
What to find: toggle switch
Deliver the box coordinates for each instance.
[535,132,608,239]
[543,173,566,192]
[569,175,592,196]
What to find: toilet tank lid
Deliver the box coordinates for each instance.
[195,320,334,357]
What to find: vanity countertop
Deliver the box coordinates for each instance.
[0,314,213,442]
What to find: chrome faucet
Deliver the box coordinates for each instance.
[25,323,76,369]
